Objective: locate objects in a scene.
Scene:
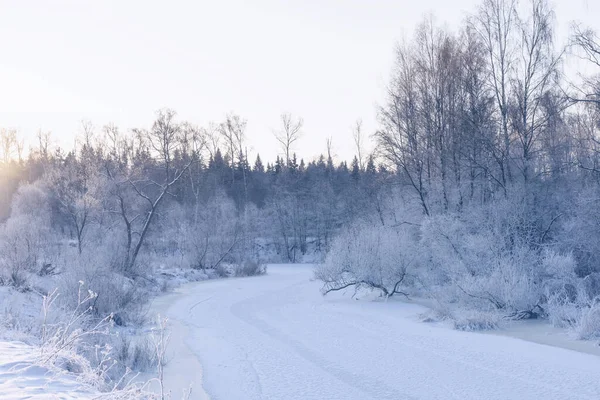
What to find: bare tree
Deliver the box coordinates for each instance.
[325,136,335,170]
[147,108,180,181]
[0,128,18,164]
[204,122,221,159]
[15,139,24,163]
[36,130,52,161]
[103,123,122,163]
[49,163,98,254]
[181,122,207,224]
[107,109,193,272]
[274,113,303,168]
[472,0,519,187]
[511,0,561,183]
[377,39,430,216]
[570,25,600,104]
[352,119,365,171]
[220,113,246,182]
[80,119,95,149]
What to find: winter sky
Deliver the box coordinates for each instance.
[0,0,598,162]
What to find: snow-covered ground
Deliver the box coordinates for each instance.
[0,341,100,400]
[156,264,600,400]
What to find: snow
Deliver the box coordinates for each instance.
[0,341,100,400]
[0,286,43,336]
[156,264,600,400]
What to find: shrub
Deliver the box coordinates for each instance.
[129,338,157,372]
[316,223,419,298]
[452,310,501,331]
[233,260,267,277]
[213,263,230,278]
[573,301,600,340]
[421,203,580,319]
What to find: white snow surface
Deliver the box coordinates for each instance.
[155,264,600,400]
[0,340,100,400]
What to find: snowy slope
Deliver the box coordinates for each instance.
[0,341,100,400]
[158,264,600,400]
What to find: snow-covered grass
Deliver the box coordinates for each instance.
[0,271,206,400]
[0,338,165,400]
[0,340,101,400]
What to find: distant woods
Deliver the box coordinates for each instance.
[0,107,388,278]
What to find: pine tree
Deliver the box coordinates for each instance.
[366,154,376,175]
[289,153,299,174]
[275,156,283,174]
[253,154,265,173]
[210,148,226,171]
[351,156,360,181]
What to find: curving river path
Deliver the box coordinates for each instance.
[152,264,600,400]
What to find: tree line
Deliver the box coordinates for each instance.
[1,0,600,333]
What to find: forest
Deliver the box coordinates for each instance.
[1,0,600,396]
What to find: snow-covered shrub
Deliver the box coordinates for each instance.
[545,278,600,339]
[452,310,501,331]
[583,273,600,300]
[57,243,148,326]
[316,223,419,297]
[421,199,579,319]
[38,286,114,388]
[558,188,600,277]
[542,250,578,281]
[541,251,579,321]
[213,263,230,278]
[546,294,580,328]
[0,182,54,288]
[233,260,267,277]
[36,285,175,398]
[573,300,600,340]
[129,338,157,372]
[112,334,157,373]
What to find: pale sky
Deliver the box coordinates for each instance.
[0,0,598,163]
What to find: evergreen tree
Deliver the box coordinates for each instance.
[351,156,360,181]
[366,154,376,175]
[254,154,265,173]
[289,153,299,174]
[275,156,283,174]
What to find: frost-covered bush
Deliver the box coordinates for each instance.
[37,286,173,398]
[60,269,147,327]
[233,260,267,277]
[558,188,600,277]
[316,223,419,297]
[0,182,54,288]
[38,286,113,388]
[112,335,156,373]
[423,212,524,312]
[545,277,600,339]
[421,199,579,319]
[56,240,148,326]
[573,301,600,340]
[582,273,600,300]
[129,338,157,372]
[547,292,600,340]
[452,310,501,331]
